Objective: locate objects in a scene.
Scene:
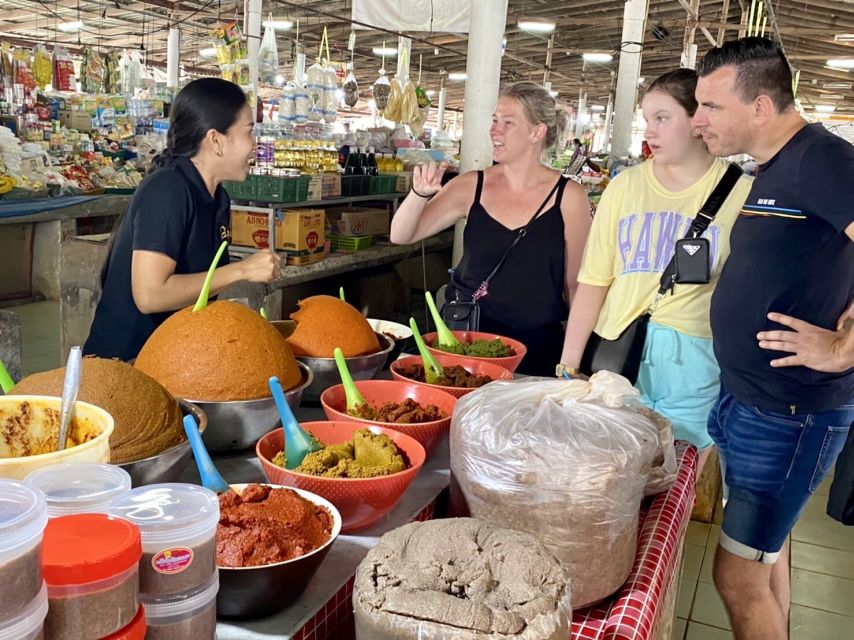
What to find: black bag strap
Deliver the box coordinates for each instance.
[478,175,565,292]
[654,162,742,300]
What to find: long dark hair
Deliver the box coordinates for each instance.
[149,77,248,173]
[100,79,247,285]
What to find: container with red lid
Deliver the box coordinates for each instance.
[42,514,141,640]
[101,605,146,640]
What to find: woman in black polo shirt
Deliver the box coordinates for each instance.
[84,78,279,361]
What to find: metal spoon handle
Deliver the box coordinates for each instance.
[58,347,82,451]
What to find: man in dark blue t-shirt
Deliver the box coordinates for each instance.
[693,37,854,639]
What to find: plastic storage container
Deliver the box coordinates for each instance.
[108,483,219,598]
[43,514,141,640]
[139,570,218,640]
[25,463,131,518]
[0,582,48,640]
[0,479,48,624]
[101,605,146,640]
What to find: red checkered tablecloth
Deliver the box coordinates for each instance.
[571,441,698,640]
[292,442,697,640]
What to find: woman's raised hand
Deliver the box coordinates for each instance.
[412,161,449,197]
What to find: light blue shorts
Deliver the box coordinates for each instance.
[636,322,719,450]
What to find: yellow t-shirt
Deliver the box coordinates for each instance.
[579,158,752,339]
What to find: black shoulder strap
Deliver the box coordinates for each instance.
[656,162,742,296]
[473,170,485,205]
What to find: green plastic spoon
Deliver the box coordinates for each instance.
[339,286,346,301]
[192,241,229,312]
[0,359,15,394]
[333,348,368,414]
[259,307,268,320]
[409,318,444,385]
[424,291,460,348]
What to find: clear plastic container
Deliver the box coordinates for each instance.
[0,582,48,640]
[25,463,132,518]
[140,570,218,640]
[108,484,219,597]
[0,479,48,624]
[43,514,141,640]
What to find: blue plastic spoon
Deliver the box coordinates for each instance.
[269,376,321,470]
[183,414,230,493]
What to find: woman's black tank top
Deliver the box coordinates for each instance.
[451,171,569,331]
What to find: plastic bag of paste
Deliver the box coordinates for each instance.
[383,76,404,122]
[450,372,677,608]
[306,60,324,121]
[258,21,279,84]
[322,65,338,122]
[353,518,571,640]
[343,70,358,107]
[372,71,390,112]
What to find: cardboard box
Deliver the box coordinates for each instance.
[231,207,325,258]
[307,173,342,201]
[392,171,413,193]
[58,109,93,131]
[324,206,390,236]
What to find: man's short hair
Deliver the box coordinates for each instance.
[697,37,794,112]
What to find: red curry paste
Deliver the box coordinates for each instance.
[216,484,333,567]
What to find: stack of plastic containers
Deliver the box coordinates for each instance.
[25,463,132,518]
[0,479,49,640]
[109,484,220,640]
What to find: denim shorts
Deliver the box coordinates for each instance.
[708,387,854,564]
[636,322,719,450]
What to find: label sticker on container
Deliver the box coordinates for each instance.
[152,547,194,574]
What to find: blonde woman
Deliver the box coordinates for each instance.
[391,81,591,375]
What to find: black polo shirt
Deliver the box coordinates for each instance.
[711,123,854,414]
[84,156,231,361]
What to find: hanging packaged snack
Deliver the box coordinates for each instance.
[104,51,122,94]
[0,43,12,90]
[372,70,390,112]
[401,80,424,135]
[281,83,296,122]
[258,17,279,85]
[322,64,339,123]
[81,47,106,94]
[343,69,358,107]
[52,48,75,92]
[383,75,403,122]
[305,60,325,121]
[293,83,309,123]
[33,45,52,90]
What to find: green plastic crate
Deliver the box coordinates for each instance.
[223,175,257,200]
[368,175,397,195]
[328,233,374,253]
[255,175,311,203]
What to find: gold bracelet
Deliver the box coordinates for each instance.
[555,364,579,378]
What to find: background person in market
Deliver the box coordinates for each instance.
[84,78,280,361]
[692,36,854,640]
[389,81,592,376]
[557,68,752,474]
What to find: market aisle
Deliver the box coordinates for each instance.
[674,474,854,639]
[13,300,60,377]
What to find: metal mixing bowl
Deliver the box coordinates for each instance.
[118,399,207,487]
[296,333,394,403]
[187,362,313,453]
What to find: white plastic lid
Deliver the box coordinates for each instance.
[107,483,219,545]
[24,463,132,518]
[0,582,48,639]
[0,479,47,556]
[139,569,219,620]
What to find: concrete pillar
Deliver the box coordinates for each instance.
[574,92,588,140]
[454,0,508,265]
[437,85,447,131]
[611,0,650,158]
[603,92,614,153]
[166,27,180,89]
[246,0,262,117]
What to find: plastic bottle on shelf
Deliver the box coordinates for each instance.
[394,153,404,172]
[366,147,379,176]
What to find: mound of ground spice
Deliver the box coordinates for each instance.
[216,484,333,568]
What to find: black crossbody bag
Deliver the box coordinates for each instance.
[580,163,741,384]
[442,177,565,331]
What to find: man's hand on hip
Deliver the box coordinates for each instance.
[758,312,854,373]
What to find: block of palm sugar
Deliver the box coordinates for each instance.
[135,301,302,401]
[286,295,380,358]
[12,358,184,464]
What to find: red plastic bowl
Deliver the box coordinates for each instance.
[320,380,457,455]
[389,353,513,399]
[256,422,426,533]
[422,331,527,372]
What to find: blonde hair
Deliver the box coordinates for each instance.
[499,81,568,150]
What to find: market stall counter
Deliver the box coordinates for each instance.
[178,394,696,640]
